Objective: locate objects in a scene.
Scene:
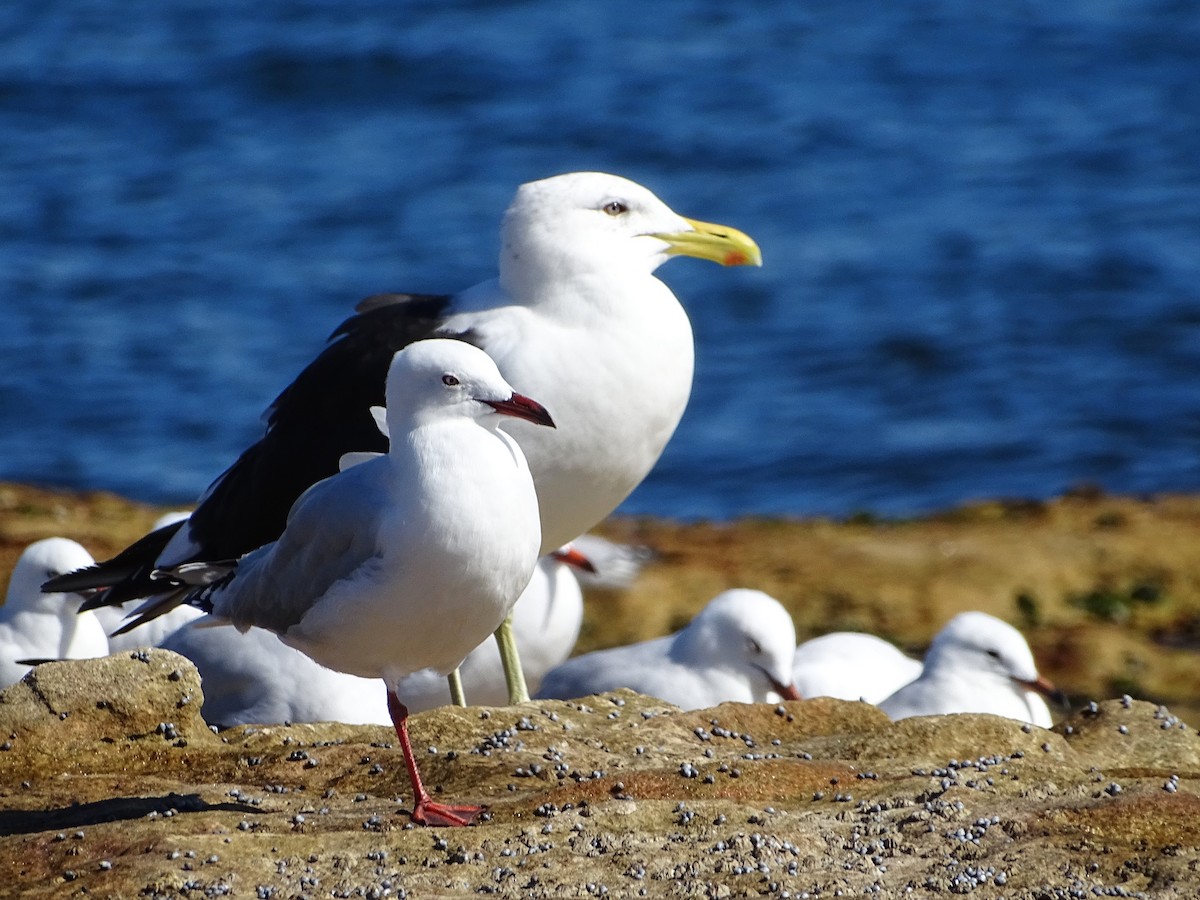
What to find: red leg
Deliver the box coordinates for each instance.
[387,689,485,827]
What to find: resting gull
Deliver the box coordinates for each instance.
[115,340,552,826]
[50,171,760,704]
[791,632,922,704]
[1,538,109,689]
[878,611,1062,727]
[535,589,801,710]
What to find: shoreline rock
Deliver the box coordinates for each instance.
[0,650,1196,897]
[2,483,1199,896]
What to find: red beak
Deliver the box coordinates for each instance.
[774,682,803,702]
[1016,673,1069,708]
[757,664,803,701]
[482,392,555,428]
[550,545,597,574]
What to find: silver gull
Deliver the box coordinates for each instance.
[112,339,552,826]
[878,611,1060,727]
[0,538,109,688]
[535,589,801,710]
[792,632,922,703]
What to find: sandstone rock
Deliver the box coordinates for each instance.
[0,654,1197,898]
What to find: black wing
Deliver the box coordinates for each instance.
[44,518,184,596]
[55,293,467,609]
[189,293,460,561]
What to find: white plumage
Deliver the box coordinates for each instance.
[878,611,1057,727]
[0,538,109,688]
[147,339,552,826]
[791,632,923,704]
[536,589,801,710]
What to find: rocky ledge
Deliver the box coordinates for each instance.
[0,650,1196,899]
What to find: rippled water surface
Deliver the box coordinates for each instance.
[2,1,1198,519]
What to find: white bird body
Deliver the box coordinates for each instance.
[878,611,1055,727]
[140,340,552,826]
[792,632,922,704]
[393,550,585,711]
[161,548,585,725]
[439,261,694,552]
[536,589,801,710]
[209,343,544,687]
[161,621,389,726]
[0,538,109,688]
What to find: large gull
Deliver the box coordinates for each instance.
[535,589,802,710]
[878,611,1062,727]
[1,538,109,689]
[117,340,553,826]
[50,171,761,703]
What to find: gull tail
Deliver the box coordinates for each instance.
[108,561,238,637]
[45,520,187,609]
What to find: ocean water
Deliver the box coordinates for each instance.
[2,1,1198,520]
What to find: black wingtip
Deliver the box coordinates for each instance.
[43,565,109,596]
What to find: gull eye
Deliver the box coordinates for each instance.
[442,374,459,386]
[986,649,1001,660]
[602,200,628,216]
[748,638,763,655]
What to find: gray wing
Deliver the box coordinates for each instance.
[213,462,390,635]
[535,641,664,701]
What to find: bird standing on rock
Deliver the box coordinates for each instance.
[115,340,554,826]
[48,171,762,704]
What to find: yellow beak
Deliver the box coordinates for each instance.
[651,217,763,267]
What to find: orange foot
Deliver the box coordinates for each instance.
[410,800,487,827]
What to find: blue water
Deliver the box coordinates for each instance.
[2,1,1198,520]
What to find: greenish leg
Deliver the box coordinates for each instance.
[447,667,466,707]
[494,612,529,704]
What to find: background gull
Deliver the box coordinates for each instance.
[791,632,923,704]
[535,589,801,711]
[878,611,1062,727]
[0,538,109,689]
[160,622,389,727]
